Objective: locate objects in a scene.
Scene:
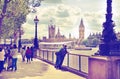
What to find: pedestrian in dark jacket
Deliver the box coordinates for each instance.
[30,46,34,61]
[25,47,31,63]
[7,46,13,71]
[55,44,68,69]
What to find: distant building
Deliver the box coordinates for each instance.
[88,33,102,40]
[85,33,102,47]
[84,32,120,47]
[87,32,120,43]
[48,20,56,39]
[77,19,85,45]
[41,19,86,47]
[42,20,74,42]
[55,27,66,40]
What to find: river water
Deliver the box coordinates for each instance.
[68,47,99,56]
[64,48,99,73]
[23,43,99,56]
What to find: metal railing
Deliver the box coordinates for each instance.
[37,49,89,78]
[117,61,120,79]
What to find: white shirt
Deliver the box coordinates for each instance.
[0,50,5,61]
[11,49,18,58]
[21,48,26,56]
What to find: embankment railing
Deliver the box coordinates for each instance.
[37,49,89,78]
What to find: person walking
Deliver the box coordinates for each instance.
[25,47,31,63]
[0,47,5,73]
[4,46,9,63]
[21,46,26,62]
[3,46,10,70]
[55,44,68,69]
[30,46,34,61]
[10,44,18,71]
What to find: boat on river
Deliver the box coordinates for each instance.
[74,45,92,50]
[39,41,74,49]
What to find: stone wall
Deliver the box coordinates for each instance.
[88,56,120,79]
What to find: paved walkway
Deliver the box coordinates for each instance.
[0,55,86,79]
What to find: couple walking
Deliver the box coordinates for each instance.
[21,46,34,63]
[6,44,18,71]
[55,44,68,69]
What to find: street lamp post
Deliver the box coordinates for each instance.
[99,0,118,56]
[88,1,120,79]
[34,16,39,49]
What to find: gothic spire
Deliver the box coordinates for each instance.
[79,18,84,27]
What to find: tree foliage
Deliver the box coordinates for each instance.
[0,0,42,42]
[82,38,100,47]
[0,0,30,39]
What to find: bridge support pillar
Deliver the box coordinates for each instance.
[88,56,120,79]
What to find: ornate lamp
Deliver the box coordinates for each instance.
[99,0,119,56]
[34,16,39,49]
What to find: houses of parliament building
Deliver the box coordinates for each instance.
[42,19,85,44]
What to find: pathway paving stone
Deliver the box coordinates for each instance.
[0,55,86,79]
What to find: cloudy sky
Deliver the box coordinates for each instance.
[22,0,120,39]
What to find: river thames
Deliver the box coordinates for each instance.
[24,43,99,56]
[67,47,98,56]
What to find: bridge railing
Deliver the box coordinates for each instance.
[37,49,89,77]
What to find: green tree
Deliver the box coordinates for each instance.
[0,0,43,43]
[0,0,30,42]
[92,38,99,46]
[0,0,11,37]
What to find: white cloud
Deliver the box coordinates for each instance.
[44,0,62,3]
[22,0,120,39]
[22,4,82,39]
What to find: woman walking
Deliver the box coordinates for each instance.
[0,47,5,73]
[10,44,18,71]
[25,47,31,63]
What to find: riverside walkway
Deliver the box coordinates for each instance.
[0,55,86,79]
